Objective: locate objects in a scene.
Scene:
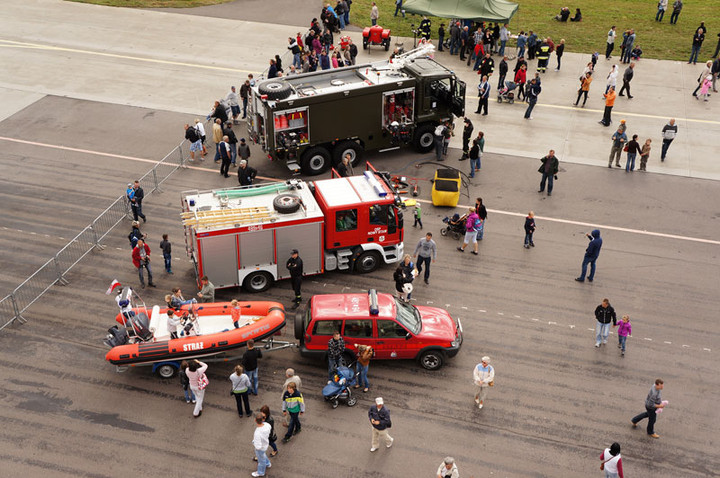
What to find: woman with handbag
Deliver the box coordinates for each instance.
[355,344,373,393]
[229,364,252,417]
[261,405,279,457]
[472,356,495,409]
[599,442,624,478]
[186,360,208,417]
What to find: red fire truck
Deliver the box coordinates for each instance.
[181,167,404,292]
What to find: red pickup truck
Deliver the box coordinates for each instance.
[295,290,462,370]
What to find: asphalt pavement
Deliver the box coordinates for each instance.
[0,2,718,477]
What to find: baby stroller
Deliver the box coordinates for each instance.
[441,213,467,240]
[497,81,518,104]
[322,365,359,408]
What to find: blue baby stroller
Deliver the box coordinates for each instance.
[322,365,359,408]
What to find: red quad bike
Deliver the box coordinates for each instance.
[362,25,391,51]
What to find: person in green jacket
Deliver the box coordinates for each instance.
[413,204,422,229]
[282,382,305,442]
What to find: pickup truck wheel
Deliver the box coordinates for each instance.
[258,80,292,100]
[413,124,436,153]
[243,271,273,293]
[384,40,390,51]
[355,251,381,273]
[333,141,363,167]
[301,146,331,175]
[294,312,304,340]
[419,350,445,370]
[273,193,301,213]
[156,364,178,379]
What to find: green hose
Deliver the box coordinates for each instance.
[212,183,289,199]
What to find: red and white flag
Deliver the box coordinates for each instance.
[106,280,122,295]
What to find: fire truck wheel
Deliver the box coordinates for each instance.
[333,141,363,167]
[362,39,368,50]
[273,194,302,213]
[413,124,436,153]
[301,146,331,175]
[419,349,445,370]
[384,40,390,51]
[294,312,305,340]
[243,271,273,293]
[258,80,292,101]
[355,251,381,273]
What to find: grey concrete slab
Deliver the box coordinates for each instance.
[1,102,718,475]
[0,2,718,477]
[152,0,321,27]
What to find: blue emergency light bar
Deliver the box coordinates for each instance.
[363,171,387,197]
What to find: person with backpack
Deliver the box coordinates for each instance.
[128,221,145,249]
[184,123,202,161]
[456,207,480,255]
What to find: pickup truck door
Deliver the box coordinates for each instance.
[374,319,414,359]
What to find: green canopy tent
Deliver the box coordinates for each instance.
[402,0,518,23]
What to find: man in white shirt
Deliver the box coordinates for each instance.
[252,414,272,477]
[437,456,460,478]
[606,26,616,59]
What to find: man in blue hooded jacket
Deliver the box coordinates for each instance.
[576,230,602,282]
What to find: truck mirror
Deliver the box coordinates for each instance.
[405,333,411,340]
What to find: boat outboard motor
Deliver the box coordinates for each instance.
[104,325,128,348]
[129,313,153,341]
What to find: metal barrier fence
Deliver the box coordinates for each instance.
[0,141,188,332]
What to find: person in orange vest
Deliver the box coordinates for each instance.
[599,86,617,126]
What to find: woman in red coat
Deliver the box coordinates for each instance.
[514,64,527,101]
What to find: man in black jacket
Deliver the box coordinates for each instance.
[594,298,617,347]
[223,122,239,166]
[369,397,393,452]
[460,117,474,160]
[242,339,263,395]
[618,63,635,98]
[237,160,257,186]
[496,56,508,90]
[286,249,303,308]
[537,150,558,196]
[130,180,146,222]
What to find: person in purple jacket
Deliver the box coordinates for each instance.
[614,315,632,356]
[456,207,480,255]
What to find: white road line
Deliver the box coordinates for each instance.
[548,321,557,325]
[497,312,504,315]
[644,338,653,341]
[0,39,255,75]
[664,341,672,344]
[413,198,720,245]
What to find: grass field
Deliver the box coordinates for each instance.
[347,0,720,61]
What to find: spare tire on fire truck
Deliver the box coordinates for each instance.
[273,193,302,213]
[258,80,292,101]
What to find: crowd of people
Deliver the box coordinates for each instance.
[138,5,719,476]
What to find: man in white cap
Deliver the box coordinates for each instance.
[473,356,495,409]
[368,397,393,452]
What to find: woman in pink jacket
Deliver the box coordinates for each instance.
[614,315,632,356]
[185,360,208,417]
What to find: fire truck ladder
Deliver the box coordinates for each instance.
[181,206,276,231]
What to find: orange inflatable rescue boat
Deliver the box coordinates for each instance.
[104,288,285,366]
